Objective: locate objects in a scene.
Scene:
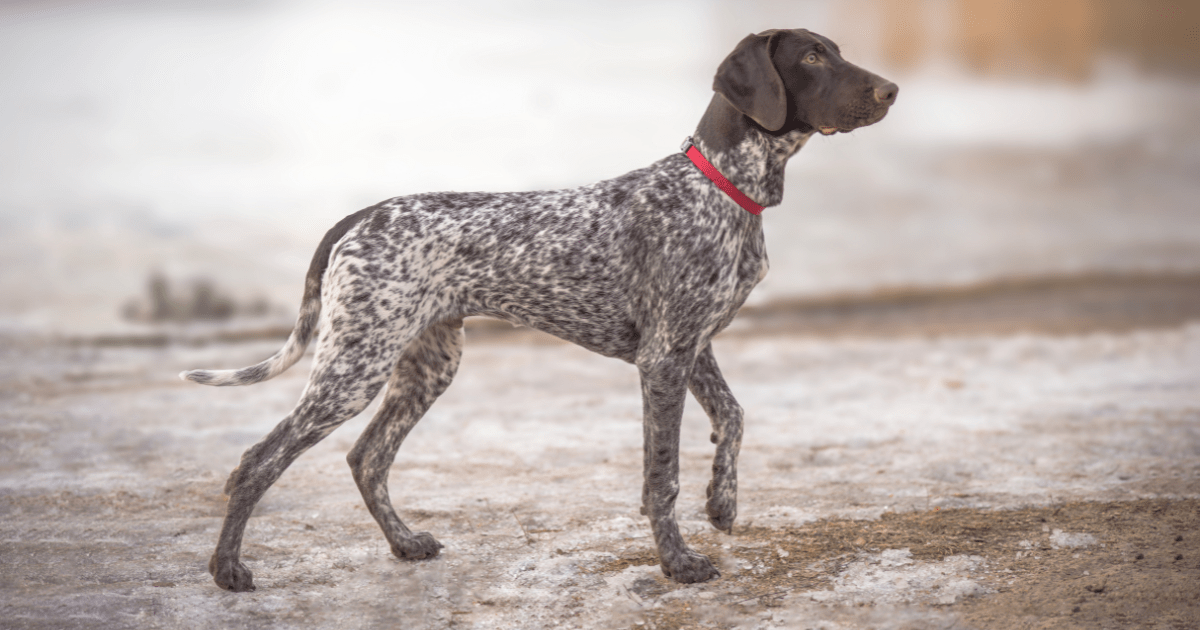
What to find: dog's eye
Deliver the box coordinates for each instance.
[804,52,819,64]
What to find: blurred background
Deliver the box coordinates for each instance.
[1,0,1198,337]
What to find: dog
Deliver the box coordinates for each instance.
[183,28,897,591]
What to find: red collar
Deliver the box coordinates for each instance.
[682,137,764,215]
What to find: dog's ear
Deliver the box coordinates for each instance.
[713,32,787,131]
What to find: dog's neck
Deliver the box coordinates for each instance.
[691,93,812,209]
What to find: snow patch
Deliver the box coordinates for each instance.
[805,549,990,606]
[1050,529,1099,549]
[754,504,821,527]
[594,515,650,539]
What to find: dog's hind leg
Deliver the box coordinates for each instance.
[688,343,743,534]
[346,318,464,561]
[208,317,418,592]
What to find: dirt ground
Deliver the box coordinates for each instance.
[598,500,1200,630]
[2,277,1198,629]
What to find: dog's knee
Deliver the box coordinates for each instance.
[346,442,393,491]
[345,445,375,484]
[345,445,364,475]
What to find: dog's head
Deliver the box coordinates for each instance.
[713,29,897,136]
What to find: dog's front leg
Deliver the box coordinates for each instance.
[688,343,743,534]
[637,344,721,584]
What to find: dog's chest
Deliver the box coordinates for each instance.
[697,224,768,338]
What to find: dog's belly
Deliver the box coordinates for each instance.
[455,262,637,360]
[465,259,759,362]
[479,305,640,361]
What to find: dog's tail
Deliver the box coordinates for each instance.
[179,208,373,387]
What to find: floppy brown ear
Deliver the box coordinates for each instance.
[712,32,787,131]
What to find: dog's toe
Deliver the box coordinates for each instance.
[209,553,256,592]
[661,550,720,584]
[391,532,443,560]
[705,481,736,533]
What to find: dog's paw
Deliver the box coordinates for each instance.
[705,479,737,534]
[391,531,443,560]
[660,550,720,584]
[209,553,256,592]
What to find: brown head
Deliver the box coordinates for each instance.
[713,29,898,136]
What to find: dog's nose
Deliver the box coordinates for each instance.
[874,82,898,105]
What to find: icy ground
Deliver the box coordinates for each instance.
[2,324,1197,628]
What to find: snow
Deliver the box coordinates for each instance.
[1049,530,1098,550]
[2,324,1198,628]
[807,549,989,606]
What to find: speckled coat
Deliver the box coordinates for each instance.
[184,27,897,591]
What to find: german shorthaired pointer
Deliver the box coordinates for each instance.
[183,28,897,591]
